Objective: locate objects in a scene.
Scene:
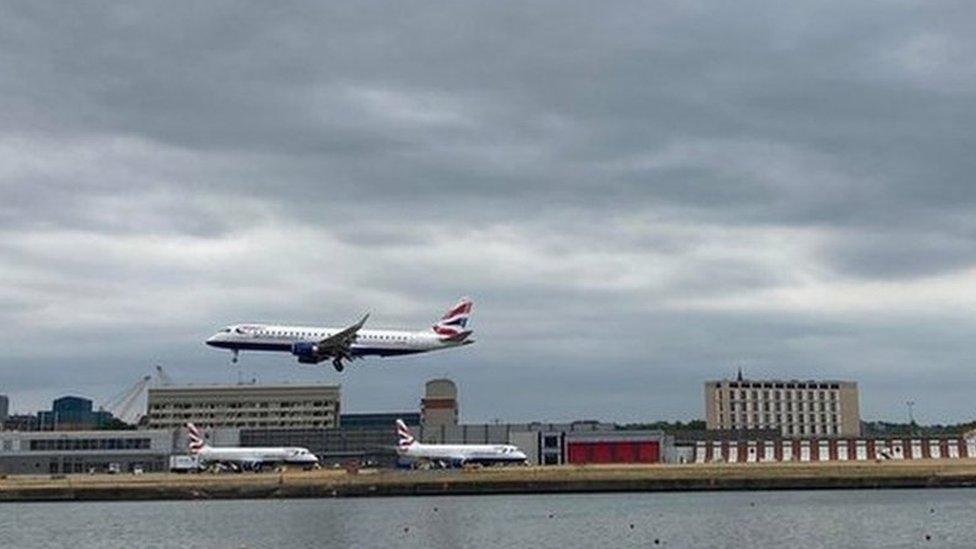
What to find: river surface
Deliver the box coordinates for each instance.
[1,489,974,548]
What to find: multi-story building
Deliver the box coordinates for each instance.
[704,377,860,437]
[3,414,40,432]
[146,384,340,430]
[0,394,8,423]
[37,396,114,431]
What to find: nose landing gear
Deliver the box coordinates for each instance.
[231,349,239,364]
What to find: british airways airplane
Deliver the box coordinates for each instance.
[186,423,318,472]
[205,298,474,372]
[395,419,527,467]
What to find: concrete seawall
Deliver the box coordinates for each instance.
[4,460,976,502]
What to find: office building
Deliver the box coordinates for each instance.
[37,396,114,431]
[146,383,340,430]
[704,377,860,437]
[3,414,39,432]
[421,378,458,427]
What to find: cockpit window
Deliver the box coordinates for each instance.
[222,327,232,333]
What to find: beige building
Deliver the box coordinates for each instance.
[705,378,860,437]
[146,384,340,430]
[421,378,458,428]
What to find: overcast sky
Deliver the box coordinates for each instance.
[2,2,975,424]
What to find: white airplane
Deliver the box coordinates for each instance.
[186,423,319,472]
[206,298,474,372]
[395,419,528,467]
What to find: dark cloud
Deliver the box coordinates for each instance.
[1,1,975,423]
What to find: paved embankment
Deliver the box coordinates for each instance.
[4,460,976,502]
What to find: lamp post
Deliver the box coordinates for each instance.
[906,400,916,436]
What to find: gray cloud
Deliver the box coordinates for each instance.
[1,1,975,424]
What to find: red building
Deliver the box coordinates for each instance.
[565,431,666,464]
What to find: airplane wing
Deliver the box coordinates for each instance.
[315,314,369,359]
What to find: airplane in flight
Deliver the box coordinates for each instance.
[395,419,528,468]
[186,423,319,472]
[205,298,474,372]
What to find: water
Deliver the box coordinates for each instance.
[1,489,973,548]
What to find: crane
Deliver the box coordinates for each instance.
[99,365,175,425]
[154,364,173,386]
[100,375,152,425]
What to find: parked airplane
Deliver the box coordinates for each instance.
[186,423,319,472]
[206,298,474,372]
[395,419,527,467]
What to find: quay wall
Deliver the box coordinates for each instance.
[4,461,976,502]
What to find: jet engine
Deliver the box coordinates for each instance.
[291,342,323,364]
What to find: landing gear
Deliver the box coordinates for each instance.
[231,349,239,364]
[332,358,345,372]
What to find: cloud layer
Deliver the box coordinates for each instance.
[2,1,975,424]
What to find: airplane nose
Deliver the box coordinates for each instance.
[205,334,218,346]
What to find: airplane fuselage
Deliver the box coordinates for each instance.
[197,445,319,467]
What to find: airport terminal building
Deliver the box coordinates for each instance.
[0,430,172,475]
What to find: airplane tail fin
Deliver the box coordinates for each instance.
[396,419,416,451]
[186,423,207,455]
[432,297,473,340]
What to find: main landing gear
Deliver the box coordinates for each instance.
[332,358,344,372]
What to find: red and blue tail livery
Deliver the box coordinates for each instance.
[396,419,416,449]
[432,297,473,338]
